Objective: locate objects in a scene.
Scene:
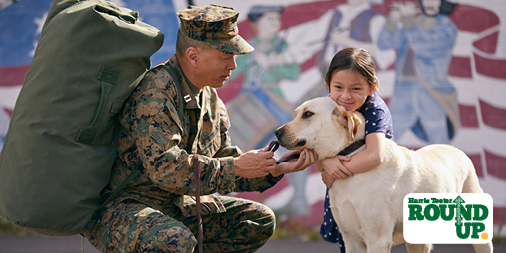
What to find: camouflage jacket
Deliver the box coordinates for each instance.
[104,55,282,214]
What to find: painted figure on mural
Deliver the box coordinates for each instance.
[230,5,300,100]
[226,5,300,152]
[378,0,460,144]
[227,5,310,216]
[319,0,396,75]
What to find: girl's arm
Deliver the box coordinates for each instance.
[318,132,386,185]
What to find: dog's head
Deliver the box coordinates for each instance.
[274,97,365,159]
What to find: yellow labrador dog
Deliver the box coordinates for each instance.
[274,97,492,253]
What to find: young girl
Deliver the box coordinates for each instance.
[317,47,394,251]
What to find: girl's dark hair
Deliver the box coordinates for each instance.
[325,47,378,91]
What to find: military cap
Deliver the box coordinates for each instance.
[177,4,254,55]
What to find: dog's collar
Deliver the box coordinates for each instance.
[337,139,366,156]
[268,138,366,163]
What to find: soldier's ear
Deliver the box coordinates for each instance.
[186,47,199,67]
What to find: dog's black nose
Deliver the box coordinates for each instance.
[275,128,284,138]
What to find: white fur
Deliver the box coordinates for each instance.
[275,97,493,253]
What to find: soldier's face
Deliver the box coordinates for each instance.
[198,47,237,88]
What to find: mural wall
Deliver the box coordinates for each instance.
[1,0,505,235]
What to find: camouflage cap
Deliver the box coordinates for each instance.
[177,4,254,55]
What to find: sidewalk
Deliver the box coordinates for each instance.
[0,234,504,253]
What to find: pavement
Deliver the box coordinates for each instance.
[0,234,505,253]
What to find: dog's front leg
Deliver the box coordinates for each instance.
[340,233,366,253]
[364,236,393,253]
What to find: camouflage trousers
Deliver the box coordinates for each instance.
[83,195,276,252]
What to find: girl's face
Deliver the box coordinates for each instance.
[329,69,376,111]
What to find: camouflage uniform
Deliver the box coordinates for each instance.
[84,5,283,252]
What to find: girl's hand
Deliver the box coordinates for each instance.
[320,155,353,180]
[321,170,335,188]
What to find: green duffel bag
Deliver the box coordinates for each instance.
[0,0,164,236]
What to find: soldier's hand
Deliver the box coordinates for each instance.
[268,148,318,177]
[234,149,276,178]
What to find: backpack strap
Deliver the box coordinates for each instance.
[166,64,203,252]
[85,161,143,231]
[194,154,204,253]
[163,64,187,128]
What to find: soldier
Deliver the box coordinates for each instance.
[83,4,317,253]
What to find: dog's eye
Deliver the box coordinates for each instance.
[302,111,314,118]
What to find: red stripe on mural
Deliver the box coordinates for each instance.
[238,0,344,41]
[4,108,13,117]
[480,100,506,130]
[234,165,319,203]
[467,154,483,178]
[474,53,506,80]
[300,52,318,73]
[280,0,344,30]
[218,73,244,104]
[234,175,290,202]
[237,21,255,41]
[473,31,499,54]
[0,65,30,87]
[450,4,499,33]
[459,104,479,128]
[448,56,472,78]
[485,149,506,180]
[494,207,506,225]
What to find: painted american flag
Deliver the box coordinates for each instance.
[1,0,505,234]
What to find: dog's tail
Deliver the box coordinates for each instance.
[460,154,483,194]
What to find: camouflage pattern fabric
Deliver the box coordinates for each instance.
[83,55,282,252]
[177,4,254,55]
[84,196,275,252]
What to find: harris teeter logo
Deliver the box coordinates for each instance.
[403,193,493,244]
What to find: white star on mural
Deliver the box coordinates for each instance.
[29,11,47,57]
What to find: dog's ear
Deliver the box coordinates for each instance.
[345,111,362,141]
[333,106,361,140]
[333,106,348,128]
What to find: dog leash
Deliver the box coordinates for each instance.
[268,140,300,163]
[194,154,204,253]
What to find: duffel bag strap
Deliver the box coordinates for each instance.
[84,161,143,231]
